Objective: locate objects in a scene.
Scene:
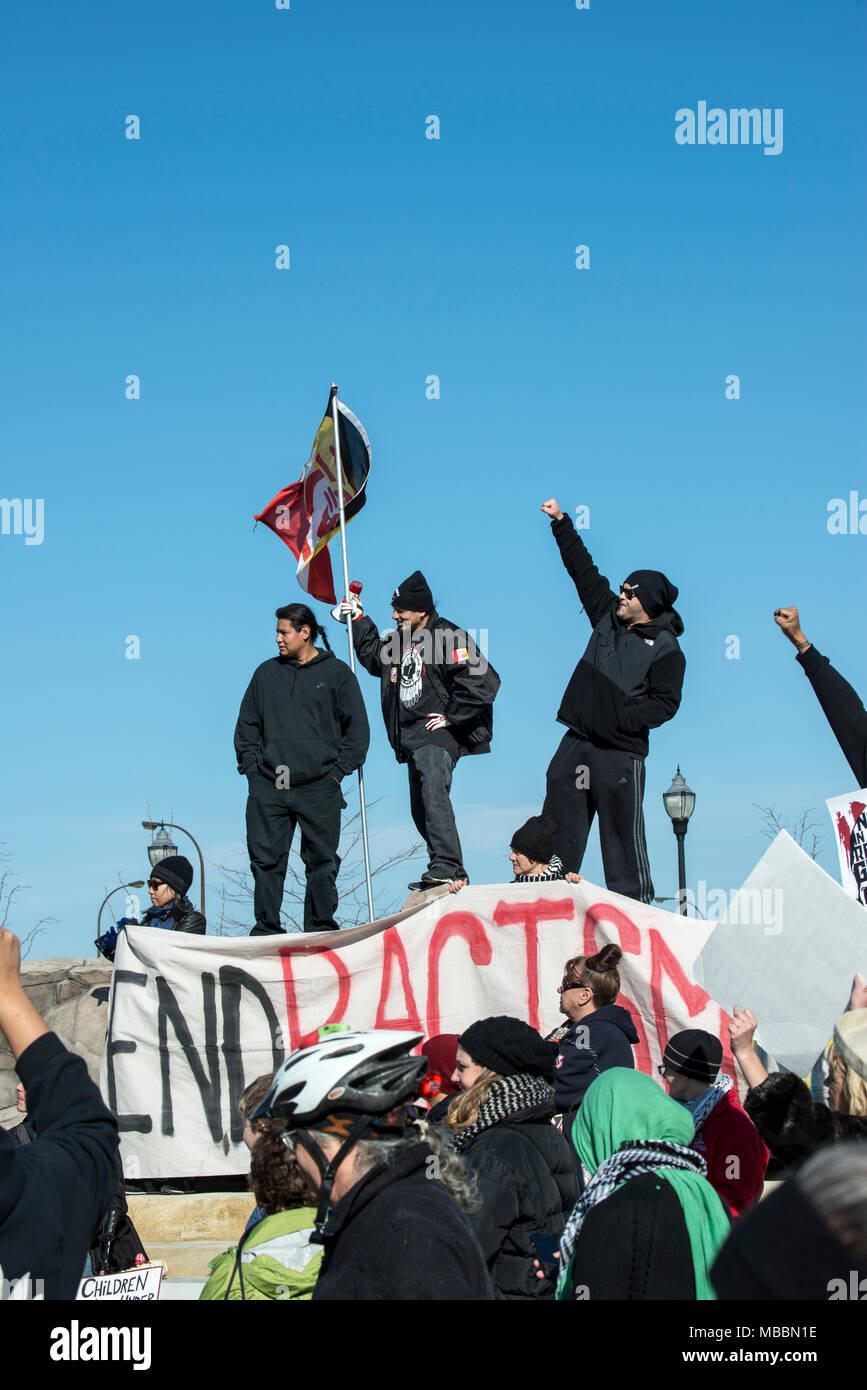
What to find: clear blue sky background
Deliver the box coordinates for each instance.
[2,0,864,957]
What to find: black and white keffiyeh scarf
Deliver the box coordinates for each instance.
[513,854,566,884]
[559,1139,708,1266]
[449,1073,555,1151]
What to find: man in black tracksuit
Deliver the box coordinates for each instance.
[339,571,497,887]
[234,604,370,933]
[540,499,685,903]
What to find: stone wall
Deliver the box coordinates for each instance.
[0,957,113,1128]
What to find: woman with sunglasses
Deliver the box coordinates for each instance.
[549,944,639,1116]
[96,856,205,960]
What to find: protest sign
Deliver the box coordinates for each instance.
[76,1264,163,1301]
[826,787,867,906]
[102,880,732,1178]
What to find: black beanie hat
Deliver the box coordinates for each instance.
[623,569,678,620]
[459,1016,557,1081]
[150,855,194,896]
[391,570,434,612]
[662,1029,722,1084]
[511,814,557,864]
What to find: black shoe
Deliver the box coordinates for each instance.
[249,924,288,936]
[407,877,455,892]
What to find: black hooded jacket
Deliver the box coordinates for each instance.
[550,515,685,757]
[312,1142,493,1301]
[552,1003,640,1111]
[234,648,370,787]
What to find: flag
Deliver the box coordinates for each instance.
[255,387,371,604]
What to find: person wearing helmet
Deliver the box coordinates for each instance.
[254,1029,493,1301]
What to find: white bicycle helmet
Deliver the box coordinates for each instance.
[253,1029,427,1129]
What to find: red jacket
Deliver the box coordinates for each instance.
[691,1090,768,1217]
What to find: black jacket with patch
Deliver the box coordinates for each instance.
[352,611,499,764]
[312,1142,493,1301]
[234,648,370,786]
[550,515,685,758]
[552,1003,640,1112]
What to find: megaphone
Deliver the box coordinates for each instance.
[332,579,363,623]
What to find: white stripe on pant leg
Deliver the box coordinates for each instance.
[634,760,652,900]
[633,759,652,901]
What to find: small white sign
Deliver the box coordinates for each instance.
[76,1263,163,1301]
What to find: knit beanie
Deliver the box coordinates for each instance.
[150,855,194,896]
[391,570,434,612]
[459,1016,557,1081]
[623,569,678,620]
[421,1034,460,1096]
[511,814,556,864]
[663,1029,722,1084]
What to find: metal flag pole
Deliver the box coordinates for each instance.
[330,382,376,924]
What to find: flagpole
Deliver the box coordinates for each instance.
[330,383,376,925]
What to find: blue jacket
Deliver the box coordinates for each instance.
[553,1004,639,1111]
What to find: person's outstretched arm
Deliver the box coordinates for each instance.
[774,606,867,786]
[541,500,618,629]
[729,1006,768,1090]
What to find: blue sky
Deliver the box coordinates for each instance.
[2,0,864,956]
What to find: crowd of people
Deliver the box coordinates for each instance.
[4,915,865,1302]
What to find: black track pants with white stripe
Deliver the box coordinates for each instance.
[543,731,655,904]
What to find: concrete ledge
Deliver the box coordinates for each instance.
[128,1193,253,1244]
[144,1241,230,1279]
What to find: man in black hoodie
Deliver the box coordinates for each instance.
[234,603,370,933]
[0,927,118,1299]
[540,500,685,903]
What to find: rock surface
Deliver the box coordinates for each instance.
[0,956,113,1127]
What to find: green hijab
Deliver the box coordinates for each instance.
[559,1068,731,1301]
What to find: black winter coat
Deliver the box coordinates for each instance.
[141,896,206,935]
[458,1099,581,1300]
[352,611,498,763]
[552,1004,639,1112]
[567,1173,700,1300]
[550,515,685,758]
[313,1143,493,1301]
[0,1033,118,1299]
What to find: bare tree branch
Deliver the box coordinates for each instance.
[754,804,823,861]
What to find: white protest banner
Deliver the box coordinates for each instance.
[693,831,867,1078]
[826,788,867,906]
[102,880,731,1179]
[76,1264,163,1301]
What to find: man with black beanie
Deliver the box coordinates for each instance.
[337,571,499,888]
[540,499,685,903]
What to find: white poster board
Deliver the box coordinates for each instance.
[76,1263,163,1301]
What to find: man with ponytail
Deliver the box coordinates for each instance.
[234,603,370,933]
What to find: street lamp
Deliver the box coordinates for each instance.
[142,821,206,917]
[95,882,145,955]
[663,766,696,916]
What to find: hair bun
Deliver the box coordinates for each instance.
[587,943,622,973]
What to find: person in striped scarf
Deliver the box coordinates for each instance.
[449,814,584,892]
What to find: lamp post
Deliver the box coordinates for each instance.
[142,821,206,917]
[95,882,145,955]
[662,766,696,916]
